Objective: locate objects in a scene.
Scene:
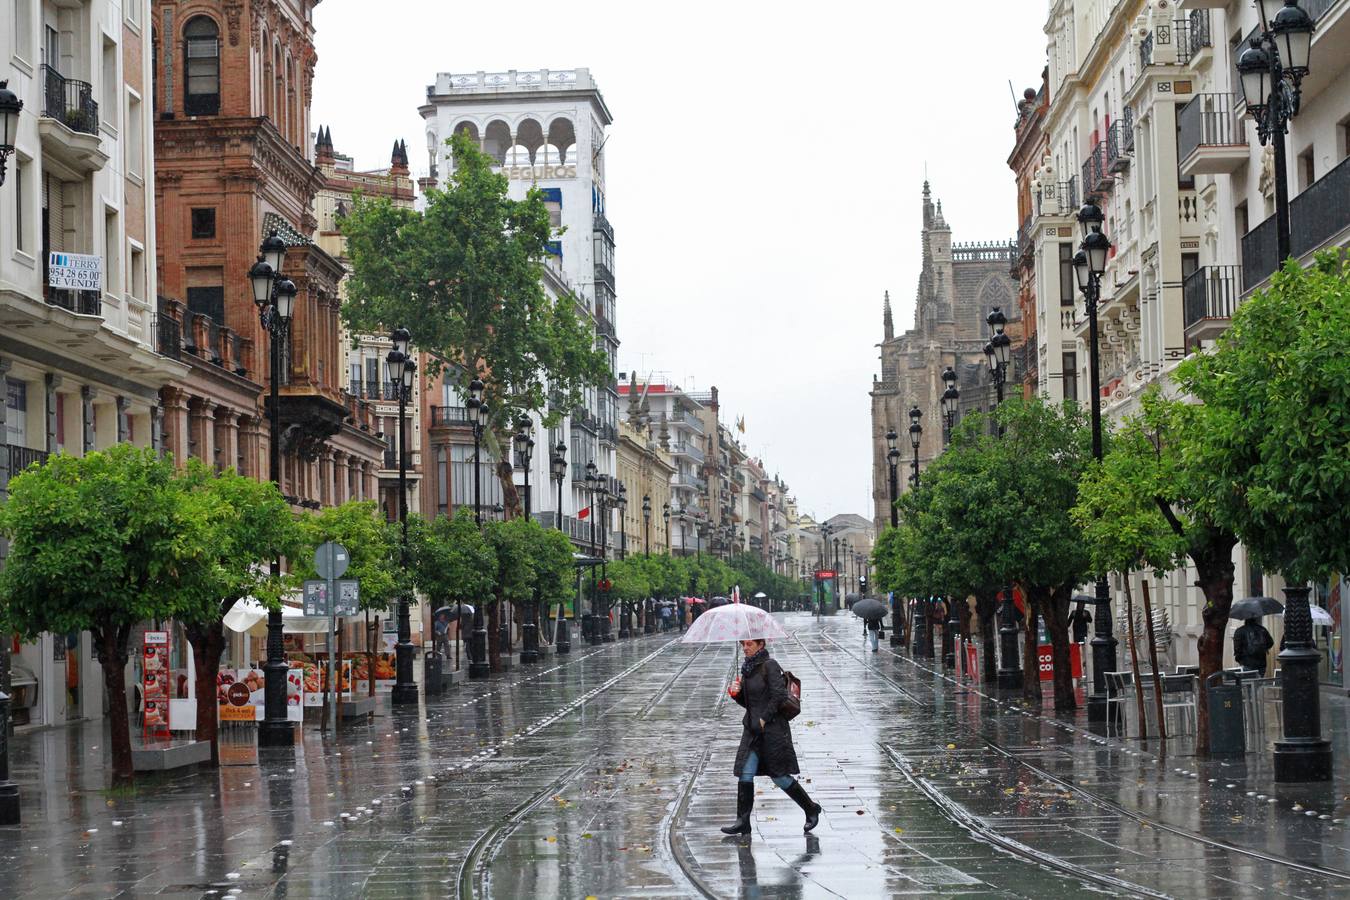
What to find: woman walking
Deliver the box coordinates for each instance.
[722,638,821,835]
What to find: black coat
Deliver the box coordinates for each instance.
[732,655,800,778]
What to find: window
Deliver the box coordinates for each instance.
[126,93,143,176]
[450,444,502,510]
[44,25,59,71]
[104,208,120,295]
[1235,200,1249,237]
[1058,243,1076,306]
[541,187,562,228]
[14,156,27,254]
[129,244,145,302]
[14,0,33,62]
[184,17,220,116]
[6,381,28,446]
[1298,148,1315,191]
[1062,352,1078,403]
[190,207,216,239]
[102,36,118,129]
[186,285,225,322]
[1340,118,1350,162]
[1182,252,1199,282]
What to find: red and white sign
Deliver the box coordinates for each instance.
[815,570,836,580]
[964,642,980,682]
[142,631,171,741]
[1036,643,1084,681]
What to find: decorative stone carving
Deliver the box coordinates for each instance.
[223,0,244,46]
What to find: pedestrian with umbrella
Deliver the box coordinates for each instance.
[682,605,821,835]
[851,597,887,653]
[1230,596,1282,673]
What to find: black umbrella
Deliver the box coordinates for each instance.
[851,597,888,622]
[707,596,731,609]
[1229,596,1283,621]
[1072,594,1096,606]
[433,604,475,624]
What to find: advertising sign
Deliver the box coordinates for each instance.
[142,631,171,740]
[219,667,264,722]
[286,667,304,722]
[1036,643,1084,682]
[46,252,103,291]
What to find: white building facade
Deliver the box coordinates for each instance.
[1,0,183,728]
[418,68,620,553]
[1028,0,1348,684]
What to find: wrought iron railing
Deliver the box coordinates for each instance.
[1187,8,1213,59]
[1106,119,1132,173]
[671,441,706,463]
[1035,178,1078,217]
[155,314,182,359]
[1082,141,1112,193]
[1178,93,1245,163]
[1139,32,1154,71]
[1243,154,1350,290]
[592,213,614,241]
[1183,265,1241,333]
[41,65,99,135]
[7,445,49,473]
[46,288,101,316]
[429,406,473,426]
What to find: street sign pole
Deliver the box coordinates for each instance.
[315,541,350,737]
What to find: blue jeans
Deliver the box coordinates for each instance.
[740,748,794,789]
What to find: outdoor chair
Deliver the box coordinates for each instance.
[1105,671,1133,736]
[1159,673,1196,735]
[1253,677,1283,741]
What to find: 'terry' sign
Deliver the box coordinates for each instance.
[47,253,102,291]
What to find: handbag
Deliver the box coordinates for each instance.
[781,669,802,721]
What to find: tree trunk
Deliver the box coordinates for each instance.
[1123,577,1147,740]
[487,592,502,673]
[1022,590,1042,703]
[1040,584,1076,712]
[1140,580,1166,744]
[1193,537,1237,756]
[94,623,134,787]
[184,620,226,767]
[366,612,377,699]
[495,457,522,521]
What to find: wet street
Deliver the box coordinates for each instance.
[4,612,1350,899]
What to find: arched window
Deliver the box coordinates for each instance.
[184,17,220,116]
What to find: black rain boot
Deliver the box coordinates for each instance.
[784,780,822,833]
[721,781,754,835]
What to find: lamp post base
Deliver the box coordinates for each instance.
[258,719,295,748]
[555,618,571,654]
[468,627,489,679]
[1274,737,1333,783]
[996,668,1022,690]
[0,783,18,826]
[391,683,419,705]
[1086,692,1113,724]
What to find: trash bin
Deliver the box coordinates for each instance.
[424,653,444,695]
[1207,671,1246,755]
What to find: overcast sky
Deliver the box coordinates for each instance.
[312,1,1047,523]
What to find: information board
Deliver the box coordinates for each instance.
[142,631,171,741]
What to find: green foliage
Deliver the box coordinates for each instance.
[878,398,1093,598]
[483,517,538,608]
[407,509,495,608]
[339,130,610,438]
[176,462,302,622]
[1175,252,1350,582]
[291,500,399,611]
[529,524,577,609]
[0,445,217,641]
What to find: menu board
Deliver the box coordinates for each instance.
[142,631,171,740]
[217,666,306,722]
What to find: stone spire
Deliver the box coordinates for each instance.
[315,125,335,165]
[883,290,894,342]
[658,412,671,451]
[390,139,410,176]
[922,180,934,229]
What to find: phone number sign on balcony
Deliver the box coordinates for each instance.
[47,252,102,291]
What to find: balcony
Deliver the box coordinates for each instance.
[170,306,250,377]
[1186,9,1213,62]
[429,406,473,427]
[670,441,706,464]
[1183,265,1241,343]
[1106,111,1134,174]
[670,409,704,433]
[1242,154,1350,292]
[1035,178,1078,218]
[37,65,106,174]
[1178,94,1247,176]
[599,422,618,445]
[595,312,616,339]
[46,287,101,317]
[592,213,614,242]
[594,261,615,290]
[8,445,50,474]
[1082,141,1113,194]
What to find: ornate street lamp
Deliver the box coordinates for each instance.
[941,366,960,443]
[0,80,22,187]
[550,441,571,654]
[249,233,298,748]
[514,416,535,518]
[983,305,1021,687]
[908,406,923,489]
[618,483,632,638]
[596,476,614,643]
[584,461,598,644]
[467,378,491,679]
[1074,202,1119,722]
[885,427,900,528]
[662,501,671,551]
[386,329,419,704]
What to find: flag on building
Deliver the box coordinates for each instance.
[578,507,590,520]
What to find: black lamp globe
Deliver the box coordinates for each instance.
[1237,40,1273,113]
[260,230,288,275]
[273,277,297,321]
[986,306,1008,336]
[391,326,411,358]
[983,341,997,375]
[1073,250,1092,291]
[1083,229,1112,275]
[885,428,898,453]
[1077,200,1105,238]
[1271,1,1314,77]
[992,332,1012,368]
[249,256,275,307]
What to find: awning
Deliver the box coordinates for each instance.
[223,597,331,635]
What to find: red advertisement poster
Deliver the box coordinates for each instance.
[1036,643,1084,681]
[142,631,171,741]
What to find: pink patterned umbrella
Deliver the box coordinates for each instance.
[682,603,789,643]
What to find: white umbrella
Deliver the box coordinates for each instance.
[681,603,789,643]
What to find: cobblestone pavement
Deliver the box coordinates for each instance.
[3,613,1349,899]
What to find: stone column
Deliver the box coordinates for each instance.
[217,407,239,473]
[190,399,217,466]
[80,386,94,454]
[115,397,129,444]
[151,401,164,455]
[333,452,349,505]
[319,449,334,507]
[161,388,191,464]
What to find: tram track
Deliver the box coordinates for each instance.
[812,627,1350,888]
